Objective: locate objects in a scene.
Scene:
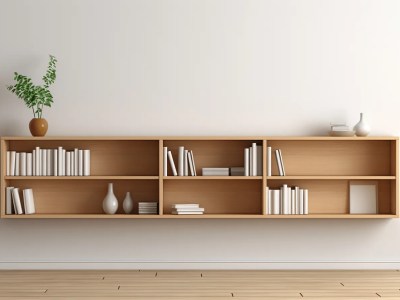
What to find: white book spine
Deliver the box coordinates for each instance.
[275,149,283,176]
[267,188,272,215]
[83,150,90,176]
[23,189,36,214]
[267,147,272,176]
[32,150,36,176]
[299,189,304,215]
[35,147,40,176]
[244,148,250,176]
[257,145,262,176]
[178,146,184,176]
[279,149,286,176]
[47,149,51,176]
[71,152,75,176]
[252,143,257,176]
[168,151,178,176]
[291,189,296,215]
[6,187,14,214]
[62,149,66,176]
[42,149,47,176]
[282,184,288,214]
[66,152,71,176]
[287,186,291,214]
[15,153,20,176]
[26,153,32,176]
[12,188,23,214]
[57,147,63,176]
[54,149,58,176]
[163,147,168,176]
[249,149,253,176]
[74,149,79,176]
[184,150,189,176]
[188,152,195,176]
[20,152,26,176]
[6,151,10,176]
[273,190,280,215]
[78,150,83,176]
[295,186,300,215]
[10,151,16,176]
[303,189,309,215]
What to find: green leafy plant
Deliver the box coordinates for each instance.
[7,55,57,118]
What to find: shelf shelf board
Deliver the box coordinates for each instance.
[163,176,262,180]
[266,176,396,180]
[4,176,159,180]
[1,213,397,219]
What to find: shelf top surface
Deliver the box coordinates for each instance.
[1,136,398,141]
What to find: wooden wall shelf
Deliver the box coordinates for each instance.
[1,136,398,219]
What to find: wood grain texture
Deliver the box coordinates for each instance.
[0,270,399,298]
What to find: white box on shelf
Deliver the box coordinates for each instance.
[350,181,378,214]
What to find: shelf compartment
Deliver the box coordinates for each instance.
[163,179,262,214]
[163,140,262,176]
[6,140,159,176]
[4,179,159,215]
[267,140,394,176]
[268,179,395,215]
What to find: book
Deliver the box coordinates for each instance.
[167,151,178,176]
[202,168,229,176]
[272,190,280,215]
[299,189,304,214]
[62,149,66,176]
[184,150,189,176]
[78,150,83,176]
[66,152,71,176]
[10,151,16,176]
[12,188,23,214]
[266,187,270,214]
[42,149,47,176]
[287,186,292,214]
[249,148,253,176]
[291,189,296,215]
[171,211,203,215]
[281,184,288,214]
[47,149,52,176]
[295,186,300,215]
[36,147,41,176]
[257,145,262,176]
[171,204,199,209]
[83,150,90,176]
[70,152,75,176]
[74,148,79,176]
[173,207,205,212]
[6,187,14,214]
[303,189,309,215]
[15,153,20,176]
[26,153,32,176]
[267,147,272,176]
[54,149,58,176]
[23,189,36,214]
[178,146,184,176]
[190,150,197,176]
[278,149,286,176]
[20,152,26,176]
[230,167,245,176]
[275,149,283,176]
[188,151,195,176]
[252,143,257,176]
[6,151,10,176]
[163,147,168,176]
[58,147,63,176]
[244,148,250,176]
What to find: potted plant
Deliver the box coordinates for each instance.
[7,55,57,137]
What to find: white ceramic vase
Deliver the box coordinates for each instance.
[123,192,133,214]
[103,183,118,214]
[353,113,371,137]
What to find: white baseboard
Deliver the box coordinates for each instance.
[0,261,399,270]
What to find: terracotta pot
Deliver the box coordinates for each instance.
[29,118,48,137]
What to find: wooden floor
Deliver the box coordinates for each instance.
[1,270,400,299]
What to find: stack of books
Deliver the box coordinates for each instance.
[6,147,90,177]
[163,146,197,176]
[138,202,158,215]
[6,187,36,215]
[244,143,262,176]
[266,185,309,215]
[171,204,205,215]
[266,147,286,176]
[329,123,354,137]
[202,168,229,176]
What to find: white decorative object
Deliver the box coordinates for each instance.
[23,189,36,214]
[103,183,118,214]
[350,181,377,214]
[353,113,371,137]
[123,192,133,214]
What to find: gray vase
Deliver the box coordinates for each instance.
[123,192,133,214]
[103,183,118,214]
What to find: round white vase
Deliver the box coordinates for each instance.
[123,192,133,214]
[103,183,118,214]
[353,113,371,137]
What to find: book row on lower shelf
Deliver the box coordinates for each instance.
[6,147,91,177]
[6,187,36,215]
[266,185,309,215]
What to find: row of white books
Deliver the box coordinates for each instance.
[6,148,91,176]
[244,143,262,176]
[163,147,197,176]
[6,187,36,215]
[138,202,158,215]
[266,185,309,215]
[171,204,204,215]
[266,147,286,176]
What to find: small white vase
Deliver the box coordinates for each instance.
[123,192,133,214]
[103,183,118,214]
[353,113,371,137]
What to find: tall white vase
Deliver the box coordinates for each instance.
[353,113,371,137]
[103,183,118,214]
[123,192,133,214]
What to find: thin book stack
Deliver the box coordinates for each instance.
[244,143,262,176]
[266,147,285,176]
[138,202,158,215]
[266,185,309,215]
[6,147,90,176]
[171,204,205,215]
[163,146,197,176]
[6,187,36,215]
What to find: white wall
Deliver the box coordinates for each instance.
[1,0,400,269]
